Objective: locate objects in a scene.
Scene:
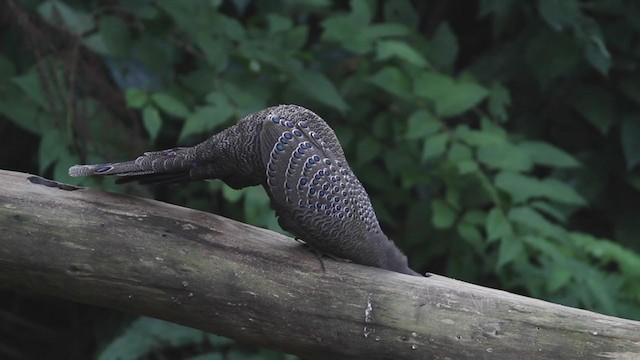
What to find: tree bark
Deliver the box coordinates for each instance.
[0,169,638,360]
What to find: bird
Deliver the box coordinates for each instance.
[69,104,420,276]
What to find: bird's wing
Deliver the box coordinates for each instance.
[259,115,367,249]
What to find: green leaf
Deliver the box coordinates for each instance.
[448,142,473,162]
[356,137,382,165]
[538,0,581,31]
[186,352,224,360]
[422,132,449,161]
[497,235,524,269]
[221,184,244,203]
[413,72,489,117]
[621,115,640,170]
[0,55,16,81]
[179,102,234,141]
[142,105,162,141]
[540,178,587,206]
[585,35,611,75]
[519,141,581,168]
[455,125,506,146]
[53,152,80,182]
[98,317,221,360]
[266,14,293,34]
[477,143,533,172]
[462,209,486,225]
[448,140,477,174]
[383,0,419,29]
[547,267,573,292]
[151,92,190,118]
[619,77,640,106]
[125,88,149,109]
[525,30,580,87]
[508,206,567,239]
[431,199,456,229]
[495,171,586,205]
[99,15,131,57]
[456,160,478,175]
[38,0,94,35]
[366,23,411,39]
[486,207,512,242]
[349,0,373,25]
[12,70,48,108]
[38,130,64,173]
[426,22,458,70]
[376,40,428,67]
[457,221,484,253]
[488,82,510,122]
[628,173,640,194]
[572,85,614,134]
[495,172,540,203]
[570,232,640,276]
[405,110,439,139]
[320,0,374,54]
[369,66,412,100]
[530,200,568,222]
[294,71,348,113]
[0,94,48,134]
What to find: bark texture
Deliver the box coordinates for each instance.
[0,170,638,359]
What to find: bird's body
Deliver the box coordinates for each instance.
[69,105,419,276]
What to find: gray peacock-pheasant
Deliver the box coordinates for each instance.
[69,104,419,276]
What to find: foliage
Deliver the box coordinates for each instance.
[1,0,640,358]
[98,317,292,360]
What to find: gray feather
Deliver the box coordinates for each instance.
[69,104,419,276]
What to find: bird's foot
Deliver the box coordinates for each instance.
[294,238,351,272]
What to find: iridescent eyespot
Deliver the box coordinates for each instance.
[283,132,293,139]
[95,166,113,173]
[276,144,285,151]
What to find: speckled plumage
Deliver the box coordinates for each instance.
[69,105,419,276]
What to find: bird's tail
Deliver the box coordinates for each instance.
[68,147,195,185]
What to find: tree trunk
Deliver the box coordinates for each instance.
[0,169,638,359]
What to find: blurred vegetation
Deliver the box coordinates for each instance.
[1,0,640,358]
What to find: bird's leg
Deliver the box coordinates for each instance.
[293,238,352,272]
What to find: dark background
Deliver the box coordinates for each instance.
[1,0,639,358]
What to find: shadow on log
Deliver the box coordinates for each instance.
[0,169,638,359]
